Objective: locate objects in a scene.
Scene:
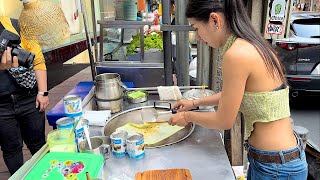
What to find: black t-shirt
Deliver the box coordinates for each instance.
[0,22,22,96]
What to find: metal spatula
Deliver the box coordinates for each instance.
[141,108,177,123]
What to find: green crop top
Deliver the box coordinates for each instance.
[240,88,291,140]
[221,34,291,140]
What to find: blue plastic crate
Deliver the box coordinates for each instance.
[46,81,134,128]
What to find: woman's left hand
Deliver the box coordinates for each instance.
[168,112,190,126]
[36,95,49,112]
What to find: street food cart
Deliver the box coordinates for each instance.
[10,0,236,179]
[11,82,235,179]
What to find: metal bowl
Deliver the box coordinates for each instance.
[125,90,148,103]
[104,106,194,148]
[183,89,215,110]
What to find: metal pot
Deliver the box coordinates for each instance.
[96,96,123,113]
[95,73,126,101]
[95,73,121,82]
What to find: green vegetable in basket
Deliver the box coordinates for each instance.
[127,34,163,55]
[127,91,146,99]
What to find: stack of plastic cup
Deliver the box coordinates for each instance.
[123,0,137,21]
[115,0,124,20]
[47,129,76,153]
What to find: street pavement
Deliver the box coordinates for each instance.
[290,94,320,149]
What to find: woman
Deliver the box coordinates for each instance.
[294,3,303,12]
[169,0,308,179]
[0,16,49,175]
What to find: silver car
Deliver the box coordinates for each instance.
[273,12,320,98]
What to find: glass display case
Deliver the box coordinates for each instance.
[98,20,154,62]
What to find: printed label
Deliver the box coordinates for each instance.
[64,97,82,116]
[112,139,122,144]
[136,139,144,146]
[266,23,284,35]
[111,139,126,157]
[127,140,145,159]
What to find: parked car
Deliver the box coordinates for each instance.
[273,12,320,98]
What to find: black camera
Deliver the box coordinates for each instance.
[0,29,35,68]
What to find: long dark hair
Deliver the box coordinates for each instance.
[186,0,287,84]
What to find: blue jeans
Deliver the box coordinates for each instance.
[0,88,45,175]
[246,135,308,180]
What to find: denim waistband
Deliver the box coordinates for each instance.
[244,131,303,160]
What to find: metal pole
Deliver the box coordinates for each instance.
[196,41,211,86]
[285,0,294,38]
[99,25,104,62]
[140,27,145,62]
[310,0,314,11]
[80,0,96,80]
[176,0,190,86]
[127,85,208,91]
[90,0,98,61]
[162,0,173,85]
[196,41,203,85]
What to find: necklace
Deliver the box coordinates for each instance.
[221,33,237,56]
[213,33,237,92]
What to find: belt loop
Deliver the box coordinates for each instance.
[294,132,304,160]
[10,94,16,102]
[244,140,250,151]
[279,151,286,164]
[28,90,33,96]
[28,88,34,96]
[299,137,304,160]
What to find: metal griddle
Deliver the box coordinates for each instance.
[103,105,194,148]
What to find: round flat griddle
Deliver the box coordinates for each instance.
[104,106,194,148]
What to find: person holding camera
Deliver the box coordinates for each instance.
[0,48,19,70]
[0,16,49,175]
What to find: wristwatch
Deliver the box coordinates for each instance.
[38,91,49,96]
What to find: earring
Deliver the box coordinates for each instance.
[216,26,219,30]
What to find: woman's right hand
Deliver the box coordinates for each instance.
[173,99,196,112]
[1,47,19,70]
[146,28,161,35]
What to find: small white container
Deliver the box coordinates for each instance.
[110,130,128,157]
[63,95,83,117]
[126,133,145,159]
[74,118,89,151]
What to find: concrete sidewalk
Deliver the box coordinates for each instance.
[0,67,92,179]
